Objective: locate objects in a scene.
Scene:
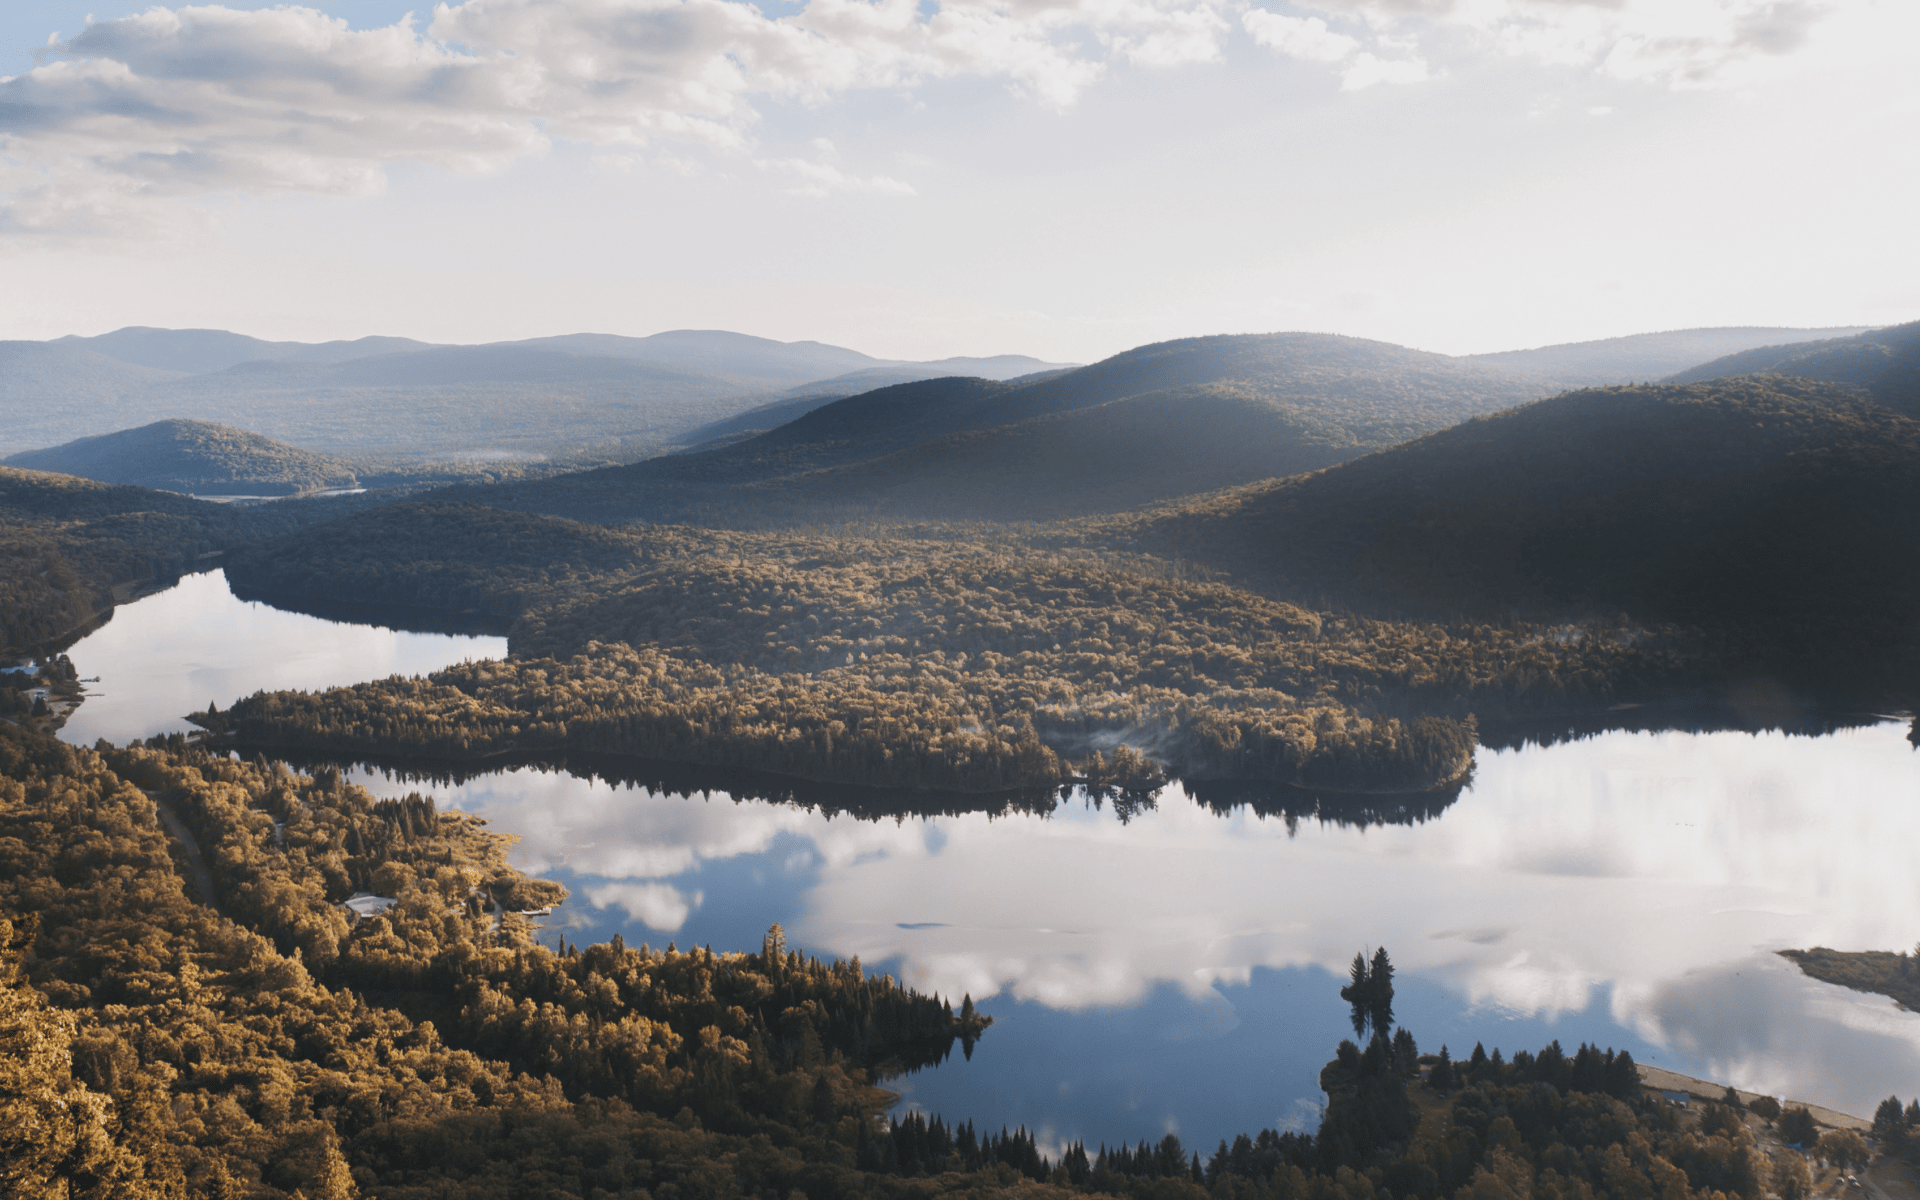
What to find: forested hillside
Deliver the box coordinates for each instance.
[4,419,361,496]
[1131,377,1920,685]
[740,383,1424,522]
[0,468,378,651]
[451,333,1559,525]
[1665,320,1920,415]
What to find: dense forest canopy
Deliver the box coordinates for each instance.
[213,501,1722,793]
[2,723,1893,1199]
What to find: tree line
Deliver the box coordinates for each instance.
[210,502,1714,795]
[1,724,1888,1198]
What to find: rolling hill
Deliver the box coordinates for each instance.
[448,332,1562,525]
[1134,375,1920,680]
[1664,320,1920,412]
[1463,325,1874,387]
[739,382,1419,522]
[2,420,360,496]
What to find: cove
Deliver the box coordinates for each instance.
[53,569,506,746]
[53,570,1920,1153]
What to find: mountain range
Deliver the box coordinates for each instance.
[6,322,1899,527]
[441,326,1881,525]
[0,328,1075,459]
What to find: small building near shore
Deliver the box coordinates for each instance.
[343,892,397,919]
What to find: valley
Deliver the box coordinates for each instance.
[6,318,1920,1200]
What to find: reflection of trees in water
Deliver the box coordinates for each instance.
[275,748,1064,822]
[270,747,1470,831]
[225,582,516,637]
[1184,776,1467,831]
[1476,699,1902,753]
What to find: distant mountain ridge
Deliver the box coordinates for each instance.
[52,326,439,374]
[0,326,1076,459]
[445,332,1566,524]
[0,321,1879,490]
[1463,325,1875,387]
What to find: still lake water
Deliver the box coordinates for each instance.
[53,570,1920,1150]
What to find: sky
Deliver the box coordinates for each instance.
[0,0,1916,363]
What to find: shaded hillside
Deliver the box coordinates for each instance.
[457,333,1554,525]
[1465,325,1872,387]
[3,419,359,496]
[1665,321,1920,416]
[441,376,1019,521]
[1138,377,1920,682]
[750,383,1396,521]
[0,467,377,650]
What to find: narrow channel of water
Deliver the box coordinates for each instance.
[47,571,1920,1151]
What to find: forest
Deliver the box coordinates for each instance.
[209,502,1713,794]
[3,721,1888,1200]
[0,466,380,651]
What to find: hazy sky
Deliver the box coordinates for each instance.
[1,0,1915,362]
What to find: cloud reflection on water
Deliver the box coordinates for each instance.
[356,721,1920,1119]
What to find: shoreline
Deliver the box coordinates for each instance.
[1637,1062,1869,1132]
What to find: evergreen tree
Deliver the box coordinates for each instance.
[1390,1026,1419,1076]
[1367,947,1395,1034]
[1339,951,1372,1037]
[1874,1096,1907,1143]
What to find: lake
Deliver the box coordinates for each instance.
[55,570,1920,1153]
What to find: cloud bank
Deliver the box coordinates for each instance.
[0,0,1857,234]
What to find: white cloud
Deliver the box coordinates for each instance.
[1242,11,1361,62]
[1242,9,1426,88]
[0,0,1227,236]
[1296,0,1846,88]
[0,0,1878,237]
[1338,50,1431,87]
[584,881,703,931]
[763,155,918,197]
